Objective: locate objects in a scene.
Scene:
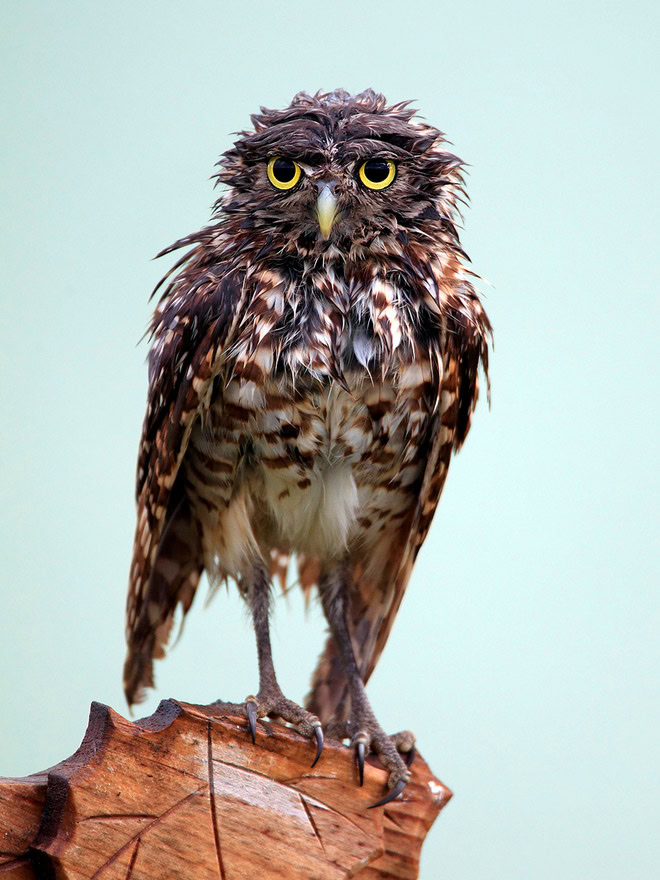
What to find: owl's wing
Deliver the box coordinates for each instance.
[124,241,245,706]
[307,297,491,725]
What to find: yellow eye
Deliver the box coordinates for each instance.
[267,157,302,190]
[358,158,397,190]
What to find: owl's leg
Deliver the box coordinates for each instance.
[225,561,324,764]
[319,568,411,806]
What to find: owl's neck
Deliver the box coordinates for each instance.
[213,203,463,277]
[226,258,450,388]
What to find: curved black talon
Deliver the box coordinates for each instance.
[404,745,416,768]
[246,700,257,744]
[356,742,365,786]
[311,726,324,767]
[368,778,407,809]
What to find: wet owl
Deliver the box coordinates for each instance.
[124,89,491,805]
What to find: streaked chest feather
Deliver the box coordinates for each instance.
[185,270,442,566]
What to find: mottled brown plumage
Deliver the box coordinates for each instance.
[124,89,491,801]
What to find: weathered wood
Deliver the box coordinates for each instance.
[0,700,451,879]
[0,774,47,878]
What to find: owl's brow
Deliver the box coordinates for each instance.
[240,151,326,171]
[278,149,327,164]
[337,140,410,163]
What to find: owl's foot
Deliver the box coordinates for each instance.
[353,720,411,807]
[329,718,413,804]
[319,569,416,807]
[327,722,415,771]
[244,689,324,766]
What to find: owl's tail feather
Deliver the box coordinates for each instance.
[123,496,203,707]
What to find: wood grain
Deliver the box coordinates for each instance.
[0,701,451,879]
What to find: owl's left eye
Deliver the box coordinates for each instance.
[358,158,397,190]
[267,157,302,190]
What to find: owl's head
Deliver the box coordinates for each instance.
[215,89,466,262]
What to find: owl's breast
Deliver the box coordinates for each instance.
[190,351,436,560]
[186,265,440,564]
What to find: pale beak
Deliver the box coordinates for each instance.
[316,185,338,239]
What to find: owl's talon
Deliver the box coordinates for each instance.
[312,725,324,767]
[245,698,258,743]
[356,741,365,785]
[368,778,407,809]
[351,731,369,785]
[404,745,416,768]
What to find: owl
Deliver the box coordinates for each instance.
[124,89,491,806]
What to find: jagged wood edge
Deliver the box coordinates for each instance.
[1,699,451,878]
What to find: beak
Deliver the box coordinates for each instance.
[316,184,338,239]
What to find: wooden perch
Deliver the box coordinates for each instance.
[0,700,451,879]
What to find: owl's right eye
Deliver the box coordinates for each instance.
[267,157,302,190]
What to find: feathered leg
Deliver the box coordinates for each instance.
[319,567,413,806]
[216,561,323,765]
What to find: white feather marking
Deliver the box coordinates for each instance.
[262,463,358,558]
[352,331,375,368]
[224,380,266,408]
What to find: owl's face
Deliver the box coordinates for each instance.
[217,89,464,261]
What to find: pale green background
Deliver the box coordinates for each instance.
[1,1,658,877]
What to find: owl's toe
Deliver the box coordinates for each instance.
[348,724,411,806]
[242,690,324,767]
[390,729,416,767]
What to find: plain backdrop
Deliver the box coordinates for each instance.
[1,2,658,877]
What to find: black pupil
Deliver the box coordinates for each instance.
[364,160,390,183]
[273,158,296,182]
